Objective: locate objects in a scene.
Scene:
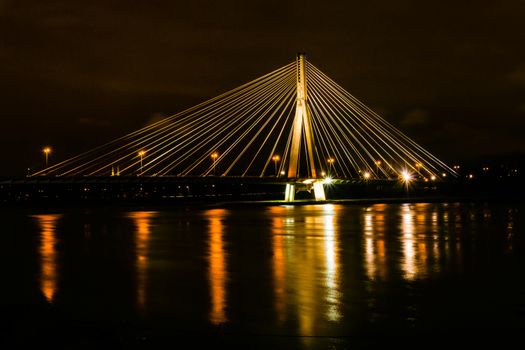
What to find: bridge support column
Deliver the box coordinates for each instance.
[284,182,326,202]
[313,182,326,201]
[284,183,295,202]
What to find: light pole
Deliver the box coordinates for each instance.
[211,152,219,175]
[43,147,51,168]
[327,157,335,175]
[138,150,146,175]
[272,155,280,176]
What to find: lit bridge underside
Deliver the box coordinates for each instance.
[31,54,457,201]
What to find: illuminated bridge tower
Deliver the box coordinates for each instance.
[285,53,326,202]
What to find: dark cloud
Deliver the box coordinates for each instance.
[400,109,429,127]
[1,0,525,175]
[509,63,525,84]
[77,117,110,128]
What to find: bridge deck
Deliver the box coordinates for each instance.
[1,176,373,186]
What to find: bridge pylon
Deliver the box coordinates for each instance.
[285,53,326,202]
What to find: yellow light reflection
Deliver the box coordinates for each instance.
[128,211,157,310]
[363,205,387,281]
[400,204,435,281]
[206,208,228,325]
[269,204,341,335]
[323,204,340,322]
[297,214,318,335]
[401,204,416,280]
[33,214,61,303]
[364,209,376,278]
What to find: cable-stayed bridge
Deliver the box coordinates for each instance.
[30,54,457,202]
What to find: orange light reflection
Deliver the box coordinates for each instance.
[206,208,228,325]
[271,206,287,323]
[128,211,157,310]
[33,214,61,303]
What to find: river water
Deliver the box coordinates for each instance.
[1,201,524,348]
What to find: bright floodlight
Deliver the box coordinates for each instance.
[401,170,412,182]
[323,176,333,184]
[138,150,146,156]
[363,171,371,179]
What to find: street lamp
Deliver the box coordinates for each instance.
[272,154,280,176]
[43,147,51,168]
[327,157,335,174]
[138,150,146,175]
[400,169,413,197]
[211,152,219,175]
[415,162,423,176]
[401,169,413,187]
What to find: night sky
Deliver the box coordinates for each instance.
[1,0,524,176]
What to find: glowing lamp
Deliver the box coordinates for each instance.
[401,170,412,182]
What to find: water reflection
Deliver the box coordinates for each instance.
[322,205,340,322]
[270,204,341,334]
[399,203,441,280]
[363,204,387,280]
[271,211,286,323]
[128,211,157,310]
[33,214,61,303]
[401,204,417,280]
[363,203,453,281]
[11,201,521,343]
[431,208,440,273]
[506,208,515,253]
[206,208,228,325]
[400,204,441,280]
